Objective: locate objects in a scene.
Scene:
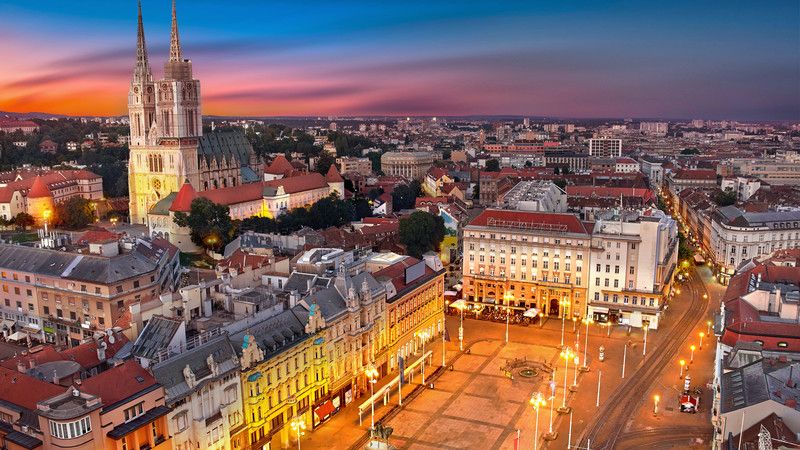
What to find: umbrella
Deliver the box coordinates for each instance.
[7,331,26,341]
[523,308,539,317]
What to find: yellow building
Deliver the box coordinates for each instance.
[374,255,446,372]
[226,304,328,450]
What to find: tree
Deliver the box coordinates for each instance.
[352,198,373,219]
[391,181,422,211]
[680,147,700,155]
[55,197,95,229]
[472,183,480,199]
[173,198,235,252]
[14,212,35,230]
[713,189,737,207]
[678,232,694,261]
[524,160,533,168]
[485,159,501,172]
[553,179,567,190]
[316,152,336,175]
[399,211,446,259]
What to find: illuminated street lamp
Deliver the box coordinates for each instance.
[706,320,713,336]
[690,344,696,363]
[580,317,593,372]
[503,292,514,344]
[679,359,686,379]
[699,332,705,349]
[559,297,570,347]
[415,330,430,384]
[450,299,467,351]
[42,209,51,234]
[571,355,580,390]
[365,364,379,428]
[530,392,546,450]
[290,416,306,450]
[653,394,660,415]
[558,347,575,413]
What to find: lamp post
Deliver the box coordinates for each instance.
[539,312,545,328]
[580,317,592,372]
[679,359,686,379]
[690,345,696,363]
[706,320,713,336]
[699,332,705,350]
[545,379,557,440]
[503,292,514,344]
[450,299,467,351]
[415,330,430,384]
[42,209,51,234]
[559,297,570,347]
[290,416,306,450]
[365,364,379,428]
[653,395,660,416]
[571,355,580,390]
[642,320,650,357]
[530,392,546,450]
[558,347,574,413]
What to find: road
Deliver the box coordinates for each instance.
[575,267,710,449]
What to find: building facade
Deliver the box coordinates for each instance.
[587,138,622,157]
[380,152,436,180]
[127,2,260,224]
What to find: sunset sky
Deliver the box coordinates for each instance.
[0,0,797,119]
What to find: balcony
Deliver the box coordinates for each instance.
[205,410,223,427]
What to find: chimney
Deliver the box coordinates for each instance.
[16,360,26,373]
[52,370,59,385]
[96,342,106,362]
[28,359,36,369]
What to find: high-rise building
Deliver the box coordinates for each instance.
[587,138,622,157]
[639,122,669,136]
[127,1,260,224]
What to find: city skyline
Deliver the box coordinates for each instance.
[0,0,798,120]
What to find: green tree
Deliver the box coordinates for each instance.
[55,197,95,229]
[472,183,480,199]
[399,211,446,258]
[316,152,337,175]
[173,198,235,252]
[391,181,422,211]
[713,189,737,206]
[680,148,700,155]
[485,159,501,172]
[13,212,35,230]
[553,179,567,190]
[352,198,373,219]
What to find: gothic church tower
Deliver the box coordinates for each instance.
[128,1,155,147]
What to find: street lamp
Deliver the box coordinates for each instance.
[450,299,467,351]
[538,312,545,328]
[558,347,575,413]
[530,392,546,450]
[503,292,514,344]
[559,297,570,347]
[415,330,430,384]
[699,332,705,350]
[571,355,580,390]
[365,364,379,428]
[642,320,650,357]
[679,359,686,379]
[42,209,51,234]
[706,320,713,336]
[690,344,696,363]
[580,317,593,372]
[290,416,306,450]
[653,395,660,415]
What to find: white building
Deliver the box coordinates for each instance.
[720,177,761,202]
[710,207,800,281]
[638,157,665,189]
[586,209,679,329]
[588,138,622,157]
[151,333,245,450]
[639,122,668,136]
[501,180,567,212]
[614,157,641,173]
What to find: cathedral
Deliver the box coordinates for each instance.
[127,1,261,224]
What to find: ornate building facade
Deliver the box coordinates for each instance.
[128,1,260,224]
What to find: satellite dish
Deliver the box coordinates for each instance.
[106,329,113,337]
[108,334,115,345]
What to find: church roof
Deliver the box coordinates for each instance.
[325,164,344,183]
[27,176,52,199]
[169,181,197,212]
[263,173,329,197]
[197,131,254,167]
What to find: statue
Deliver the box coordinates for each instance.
[365,424,396,450]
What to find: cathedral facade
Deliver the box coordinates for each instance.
[127,1,260,224]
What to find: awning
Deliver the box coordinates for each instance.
[7,331,26,341]
[591,307,609,314]
[314,401,335,420]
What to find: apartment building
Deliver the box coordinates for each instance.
[336,157,372,176]
[586,209,678,328]
[462,209,593,318]
[374,254,446,373]
[380,152,436,180]
[0,239,180,347]
[587,138,622,157]
[720,153,800,186]
[500,180,567,212]
[710,207,800,283]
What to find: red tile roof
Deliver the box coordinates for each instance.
[80,360,158,406]
[0,366,64,410]
[673,168,717,180]
[60,332,129,369]
[265,155,294,175]
[200,181,264,205]
[566,186,655,203]
[76,229,122,245]
[373,256,436,294]
[169,181,197,212]
[325,164,344,183]
[468,209,590,234]
[264,172,329,195]
[27,175,52,198]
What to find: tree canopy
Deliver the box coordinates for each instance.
[391,180,422,211]
[240,194,358,235]
[485,159,501,172]
[315,152,337,175]
[173,198,236,252]
[713,189,737,206]
[55,197,95,229]
[399,211,446,259]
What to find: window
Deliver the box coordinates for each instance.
[777,342,789,348]
[49,417,91,439]
[629,266,635,275]
[124,402,144,422]
[614,266,620,274]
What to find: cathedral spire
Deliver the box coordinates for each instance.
[134,0,150,74]
[169,0,182,62]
